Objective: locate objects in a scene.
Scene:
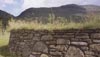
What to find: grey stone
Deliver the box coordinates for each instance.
[20,36,23,39]
[33,42,48,53]
[28,34,34,38]
[49,49,56,52]
[90,44,100,51]
[93,40,100,43]
[98,55,100,57]
[57,39,66,45]
[75,33,89,38]
[85,55,95,57]
[34,33,40,36]
[32,36,40,41]
[32,52,41,54]
[22,34,33,39]
[29,55,36,57]
[20,42,25,45]
[66,40,70,44]
[23,33,28,36]
[91,33,100,38]
[80,46,89,50]
[10,34,16,38]
[65,46,84,57]
[41,35,53,40]
[53,34,74,38]
[50,51,62,55]
[46,41,56,45]
[84,51,94,55]
[56,45,68,51]
[51,55,62,57]
[71,42,88,46]
[24,40,35,45]
[40,54,48,57]
[49,45,56,49]
[21,45,31,57]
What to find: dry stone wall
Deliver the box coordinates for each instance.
[9,29,100,57]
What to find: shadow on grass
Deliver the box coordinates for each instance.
[0,45,16,57]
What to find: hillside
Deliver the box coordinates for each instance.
[82,5,100,13]
[0,10,13,20]
[15,4,100,22]
[1,4,100,22]
[17,4,86,21]
[0,10,14,29]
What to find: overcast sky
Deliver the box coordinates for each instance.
[0,0,100,16]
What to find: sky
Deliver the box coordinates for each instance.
[0,0,100,16]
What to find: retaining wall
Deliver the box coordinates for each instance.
[9,29,100,57]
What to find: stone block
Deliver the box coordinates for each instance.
[49,49,56,52]
[57,39,70,45]
[29,54,40,57]
[10,34,16,38]
[90,44,100,51]
[32,36,40,41]
[40,54,49,57]
[53,33,74,38]
[84,51,94,55]
[34,33,40,37]
[91,33,100,38]
[51,55,62,57]
[41,35,53,40]
[21,45,31,57]
[85,55,96,57]
[46,41,56,45]
[93,40,100,43]
[50,51,62,55]
[71,42,88,46]
[32,52,41,54]
[29,55,36,57]
[56,45,68,51]
[57,39,66,45]
[65,46,84,57]
[22,33,28,36]
[33,42,48,53]
[80,46,89,50]
[75,33,89,39]
[49,45,56,49]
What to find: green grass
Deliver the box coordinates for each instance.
[0,33,10,47]
[0,31,13,57]
[0,45,11,57]
[0,29,17,57]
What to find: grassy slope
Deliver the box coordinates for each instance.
[0,31,11,57]
[0,32,10,47]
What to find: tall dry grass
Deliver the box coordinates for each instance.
[8,14,100,30]
[8,19,83,30]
